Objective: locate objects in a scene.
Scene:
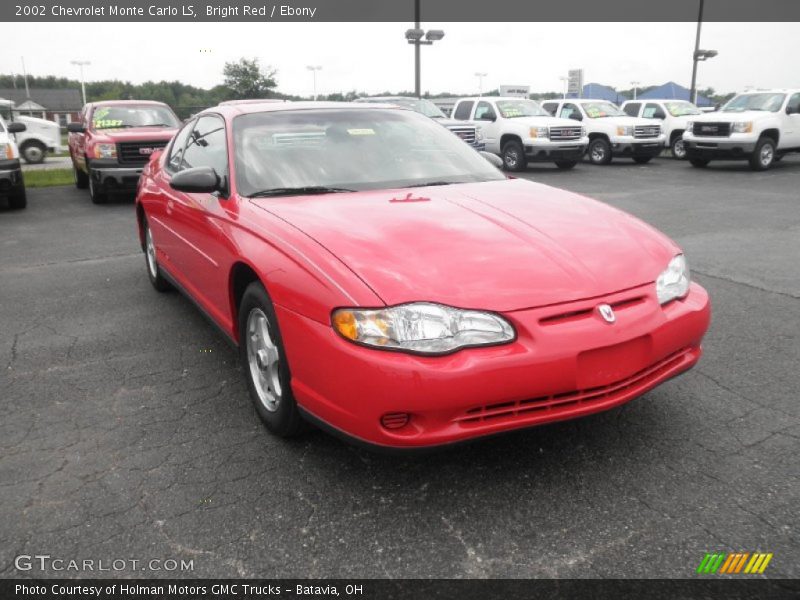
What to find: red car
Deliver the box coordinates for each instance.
[135,101,710,451]
[67,100,180,203]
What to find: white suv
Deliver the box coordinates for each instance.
[451,97,588,171]
[682,89,800,171]
[621,99,703,159]
[0,115,27,209]
[542,99,666,165]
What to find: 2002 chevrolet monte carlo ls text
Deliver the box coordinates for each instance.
[134,101,711,451]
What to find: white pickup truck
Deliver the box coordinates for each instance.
[542,99,666,165]
[682,89,800,171]
[621,99,703,159]
[0,99,63,164]
[451,97,588,170]
[0,115,27,209]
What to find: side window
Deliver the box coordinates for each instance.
[623,102,640,117]
[788,93,800,114]
[542,102,558,116]
[167,120,194,172]
[643,103,666,119]
[560,104,582,121]
[181,115,229,179]
[474,101,496,121]
[453,101,474,121]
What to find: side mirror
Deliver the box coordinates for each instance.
[787,105,800,115]
[479,151,503,169]
[170,166,221,194]
[7,122,26,133]
[67,122,85,133]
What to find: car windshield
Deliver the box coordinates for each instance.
[582,102,625,118]
[664,101,702,117]
[233,108,504,197]
[721,93,786,113]
[495,100,549,118]
[91,105,180,130]
[363,97,447,119]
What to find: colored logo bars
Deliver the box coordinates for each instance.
[697,552,773,574]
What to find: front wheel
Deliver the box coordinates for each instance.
[554,160,578,170]
[689,158,710,168]
[143,217,171,292]
[749,137,776,171]
[73,162,89,189]
[88,169,107,204]
[587,138,612,165]
[21,141,47,165]
[239,282,304,437]
[671,136,687,160]
[501,140,527,172]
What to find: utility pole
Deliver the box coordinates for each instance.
[306,65,322,100]
[405,0,444,98]
[689,0,704,105]
[475,72,487,96]
[71,60,91,105]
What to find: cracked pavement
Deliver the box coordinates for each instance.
[0,157,798,579]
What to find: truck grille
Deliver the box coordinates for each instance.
[634,125,661,139]
[446,125,478,146]
[548,126,583,141]
[692,122,731,137]
[117,141,169,165]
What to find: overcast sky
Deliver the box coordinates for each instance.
[2,22,798,96]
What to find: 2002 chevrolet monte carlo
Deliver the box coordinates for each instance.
[134,101,711,451]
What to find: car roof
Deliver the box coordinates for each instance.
[199,101,413,118]
[88,100,171,107]
[217,99,290,106]
[457,96,535,102]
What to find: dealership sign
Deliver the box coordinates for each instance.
[568,69,584,96]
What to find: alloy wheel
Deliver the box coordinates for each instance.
[246,308,282,412]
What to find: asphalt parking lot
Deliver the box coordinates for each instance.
[1,156,798,579]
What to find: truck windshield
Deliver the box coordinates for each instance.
[91,105,180,130]
[721,93,786,113]
[233,108,504,197]
[664,101,702,117]
[582,102,625,118]
[495,100,549,118]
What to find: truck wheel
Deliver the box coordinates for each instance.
[749,137,776,171]
[88,169,107,204]
[554,160,578,170]
[73,163,89,189]
[588,138,612,165]
[8,185,27,210]
[671,136,687,160]
[501,140,527,172]
[633,156,653,164]
[689,158,710,168]
[20,141,47,165]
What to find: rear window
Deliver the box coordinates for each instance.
[453,101,474,120]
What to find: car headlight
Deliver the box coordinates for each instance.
[529,127,549,139]
[94,143,117,159]
[685,122,694,134]
[656,255,691,305]
[732,122,753,134]
[332,302,515,355]
[475,128,485,141]
[616,125,634,136]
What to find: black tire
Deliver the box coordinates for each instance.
[20,141,47,165]
[587,138,613,165]
[749,137,777,171]
[238,282,304,437]
[689,158,710,168]
[87,167,107,204]
[671,134,687,160]
[501,140,527,172]
[633,156,653,164]
[8,185,27,210]
[73,162,89,189]
[554,160,578,170]
[142,217,171,292]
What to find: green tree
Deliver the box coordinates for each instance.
[222,58,277,99]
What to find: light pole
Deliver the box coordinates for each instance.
[631,81,640,100]
[405,0,444,98]
[306,65,322,100]
[689,0,717,105]
[475,72,487,96]
[559,76,568,99]
[71,60,91,105]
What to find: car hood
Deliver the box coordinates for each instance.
[589,115,651,127]
[695,110,773,122]
[89,126,178,141]
[435,118,477,128]
[507,116,582,128]
[250,179,679,312]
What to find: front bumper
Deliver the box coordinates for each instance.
[683,136,758,160]
[0,159,23,196]
[89,159,144,192]
[610,137,666,157]
[278,282,711,451]
[523,140,588,162]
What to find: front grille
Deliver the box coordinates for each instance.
[693,122,731,137]
[549,126,582,141]
[447,126,477,146]
[117,141,169,165]
[454,347,692,426]
[634,125,661,139]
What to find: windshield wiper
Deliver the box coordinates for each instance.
[247,186,356,198]
[147,123,176,127]
[406,181,460,188]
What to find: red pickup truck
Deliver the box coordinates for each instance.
[67,100,180,204]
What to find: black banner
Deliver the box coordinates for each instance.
[3,0,800,22]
